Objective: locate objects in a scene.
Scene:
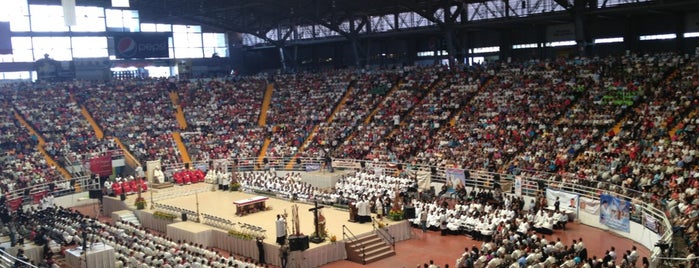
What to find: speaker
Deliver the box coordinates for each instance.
[288,235,309,251]
[120,193,126,201]
[181,213,188,222]
[403,206,416,219]
[89,190,103,199]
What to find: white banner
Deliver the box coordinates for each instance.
[514,176,522,197]
[62,0,77,26]
[545,188,579,211]
[332,159,361,169]
[579,196,600,215]
[412,170,432,191]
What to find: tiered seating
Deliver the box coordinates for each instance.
[380,67,480,163]
[172,169,205,185]
[179,77,267,161]
[556,54,684,189]
[0,93,62,194]
[265,71,349,158]
[303,69,401,158]
[334,66,435,160]
[11,84,114,167]
[76,80,181,166]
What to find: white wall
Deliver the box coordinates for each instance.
[578,208,660,251]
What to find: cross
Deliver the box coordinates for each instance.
[308,200,325,243]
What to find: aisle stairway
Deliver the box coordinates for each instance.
[257,137,271,166]
[286,84,354,169]
[114,137,141,168]
[258,83,274,126]
[345,233,395,264]
[80,106,104,139]
[13,112,72,179]
[172,132,192,165]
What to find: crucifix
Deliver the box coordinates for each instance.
[308,200,325,243]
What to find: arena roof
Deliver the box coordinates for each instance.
[29,0,699,37]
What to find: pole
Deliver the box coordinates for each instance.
[195,193,200,222]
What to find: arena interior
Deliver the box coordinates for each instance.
[1,0,699,267]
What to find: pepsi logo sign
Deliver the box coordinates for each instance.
[117,37,138,57]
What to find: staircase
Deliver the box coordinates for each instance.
[345,232,395,264]
[172,132,192,165]
[113,210,141,227]
[258,83,274,126]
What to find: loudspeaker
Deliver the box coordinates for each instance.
[120,193,126,201]
[403,206,416,219]
[185,163,190,169]
[89,190,103,199]
[181,213,188,222]
[288,235,309,251]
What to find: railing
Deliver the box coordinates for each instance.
[371,217,395,250]
[3,175,97,208]
[342,224,366,264]
[0,248,35,268]
[1,156,675,265]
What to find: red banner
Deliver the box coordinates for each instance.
[32,191,47,204]
[8,197,22,211]
[90,154,113,177]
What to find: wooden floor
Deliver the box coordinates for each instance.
[73,188,651,268]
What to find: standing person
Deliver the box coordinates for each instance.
[375,198,384,219]
[256,237,266,264]
[275,215,287,245]
[279,243,289,268]
[420,208,428,233]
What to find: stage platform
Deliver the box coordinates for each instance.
[102,183,412,268]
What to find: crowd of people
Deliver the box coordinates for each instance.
[178,77,268,162]
[1,52,698,266]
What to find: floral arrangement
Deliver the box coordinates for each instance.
[227,229,256,240]
[135,197,147,210]
[388,209,403,221]
[329,234,337,242]
[153,211,177,221]
[230,182,242,191]
[377,221,387,228]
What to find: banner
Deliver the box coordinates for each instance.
[89,154,113,177]
[0,22,11,55]
[579,196,600,215]
[545,188,579,211]
[644,214,658,233]
[600,194,631,232]
[112,33,170,59]
[332,159,361,169]
[445,168,466,189]
[305,163,321,172]
[514,176,522,196]
[62,0,77,26]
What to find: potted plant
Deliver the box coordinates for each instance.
[153,211,177,221]
[135,197,147,210]
[388,209,403,221]
[329,234,337,243]
[230,182,241,191]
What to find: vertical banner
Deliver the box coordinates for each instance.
[599,194,631,232]
[62,0,77,26]
[514,176,522,196]
[0,22,11,55]
[445,168,466,189]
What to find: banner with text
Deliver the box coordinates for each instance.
[600,194,631,232]
[514,176,523,196]
[89,154,113,177]
[112,32,171,59]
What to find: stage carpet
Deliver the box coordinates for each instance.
[119,184,384,248]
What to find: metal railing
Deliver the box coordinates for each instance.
[0,248,35,268]
[342,224,366,264]
[371,217,395,250]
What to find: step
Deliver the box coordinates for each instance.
[347,236,383,248]
[364,250,396,264]
[348,241,389,253]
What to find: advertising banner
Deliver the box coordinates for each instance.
[89,154,113,177]
[545,188,579,211]
[113,33,170,59]
[579,196,600,215]
[600,194,631,232]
